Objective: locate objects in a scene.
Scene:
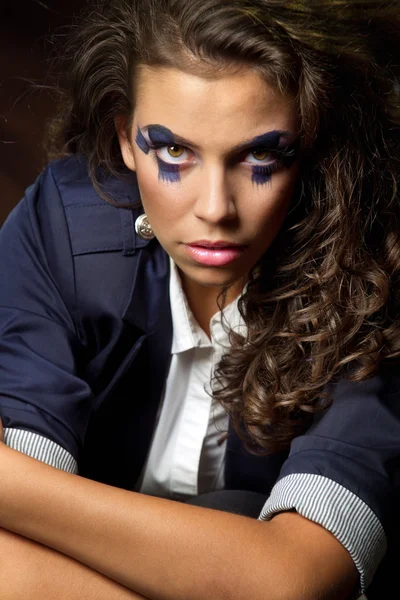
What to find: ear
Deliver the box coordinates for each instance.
[115,115,136,172]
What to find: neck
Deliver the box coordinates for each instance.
[180,274,244,338]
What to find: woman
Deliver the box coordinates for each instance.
[0,0,399,598]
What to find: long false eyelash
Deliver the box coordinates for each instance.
[255,143,297,162]
[149,141,298,164]
[275,143,298,156]
[275,140,300,168]
[147,140,298,185]
[251,161,280,186]
[149,148,182,170]
[146,140,176,151]
[149,149,181,183]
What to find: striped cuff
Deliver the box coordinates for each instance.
[258,473,387,593]
[4,428,78,474]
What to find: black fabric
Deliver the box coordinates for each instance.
[185,490,267,519]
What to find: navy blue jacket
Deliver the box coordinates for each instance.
[0,155,399,596]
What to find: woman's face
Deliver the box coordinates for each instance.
[117,65,300,293]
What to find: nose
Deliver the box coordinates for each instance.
[193,167,237,224]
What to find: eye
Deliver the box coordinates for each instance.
[167,145,184,158]
[157,145,192,164]
[252,149,269,161]
[243,148,275,165]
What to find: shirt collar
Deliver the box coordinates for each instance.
[169,258,247,355]
[169,258,210,353]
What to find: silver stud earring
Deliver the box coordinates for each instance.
[134,214,155,240]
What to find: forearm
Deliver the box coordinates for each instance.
[0,528,148,600]
[0,444,357,600]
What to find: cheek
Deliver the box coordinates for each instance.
[134,159,190,231]
[267,177,296,221]
[237,174,298,258]
[237,170,297,231]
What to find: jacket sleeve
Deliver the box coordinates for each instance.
[259,370,400,594]
[0,166,93,470]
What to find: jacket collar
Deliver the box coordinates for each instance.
[122,240,171,334]
[100,170,171,335]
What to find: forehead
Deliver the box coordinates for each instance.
[133,65,298,149]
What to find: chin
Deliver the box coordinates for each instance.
[185,267,244,289]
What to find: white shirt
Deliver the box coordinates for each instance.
[139,258,246,500]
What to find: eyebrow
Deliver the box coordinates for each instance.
[141,124,295,156]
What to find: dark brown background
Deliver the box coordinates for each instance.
[0,0,83,225]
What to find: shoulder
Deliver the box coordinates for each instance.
[4,153,149,263]
[4,155,136,244]
[1,155,168,337]
[47,153,138,211]
[31,155,140,255]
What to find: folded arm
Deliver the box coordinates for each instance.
[0,528,148,600]
[0,424,357,600]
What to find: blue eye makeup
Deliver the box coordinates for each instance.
[155,157,181,183]
[251,164,279,186]
[146,125,176,146]
[245,136,300,186]
[136,125,183,183]
[136,124,300,186]
[135,127,150,154]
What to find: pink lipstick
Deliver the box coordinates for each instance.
[184,240,247,266]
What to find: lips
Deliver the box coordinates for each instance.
[188,239,246,248]
[184,240,247,266]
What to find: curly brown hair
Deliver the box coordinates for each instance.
[47,0,400,453]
